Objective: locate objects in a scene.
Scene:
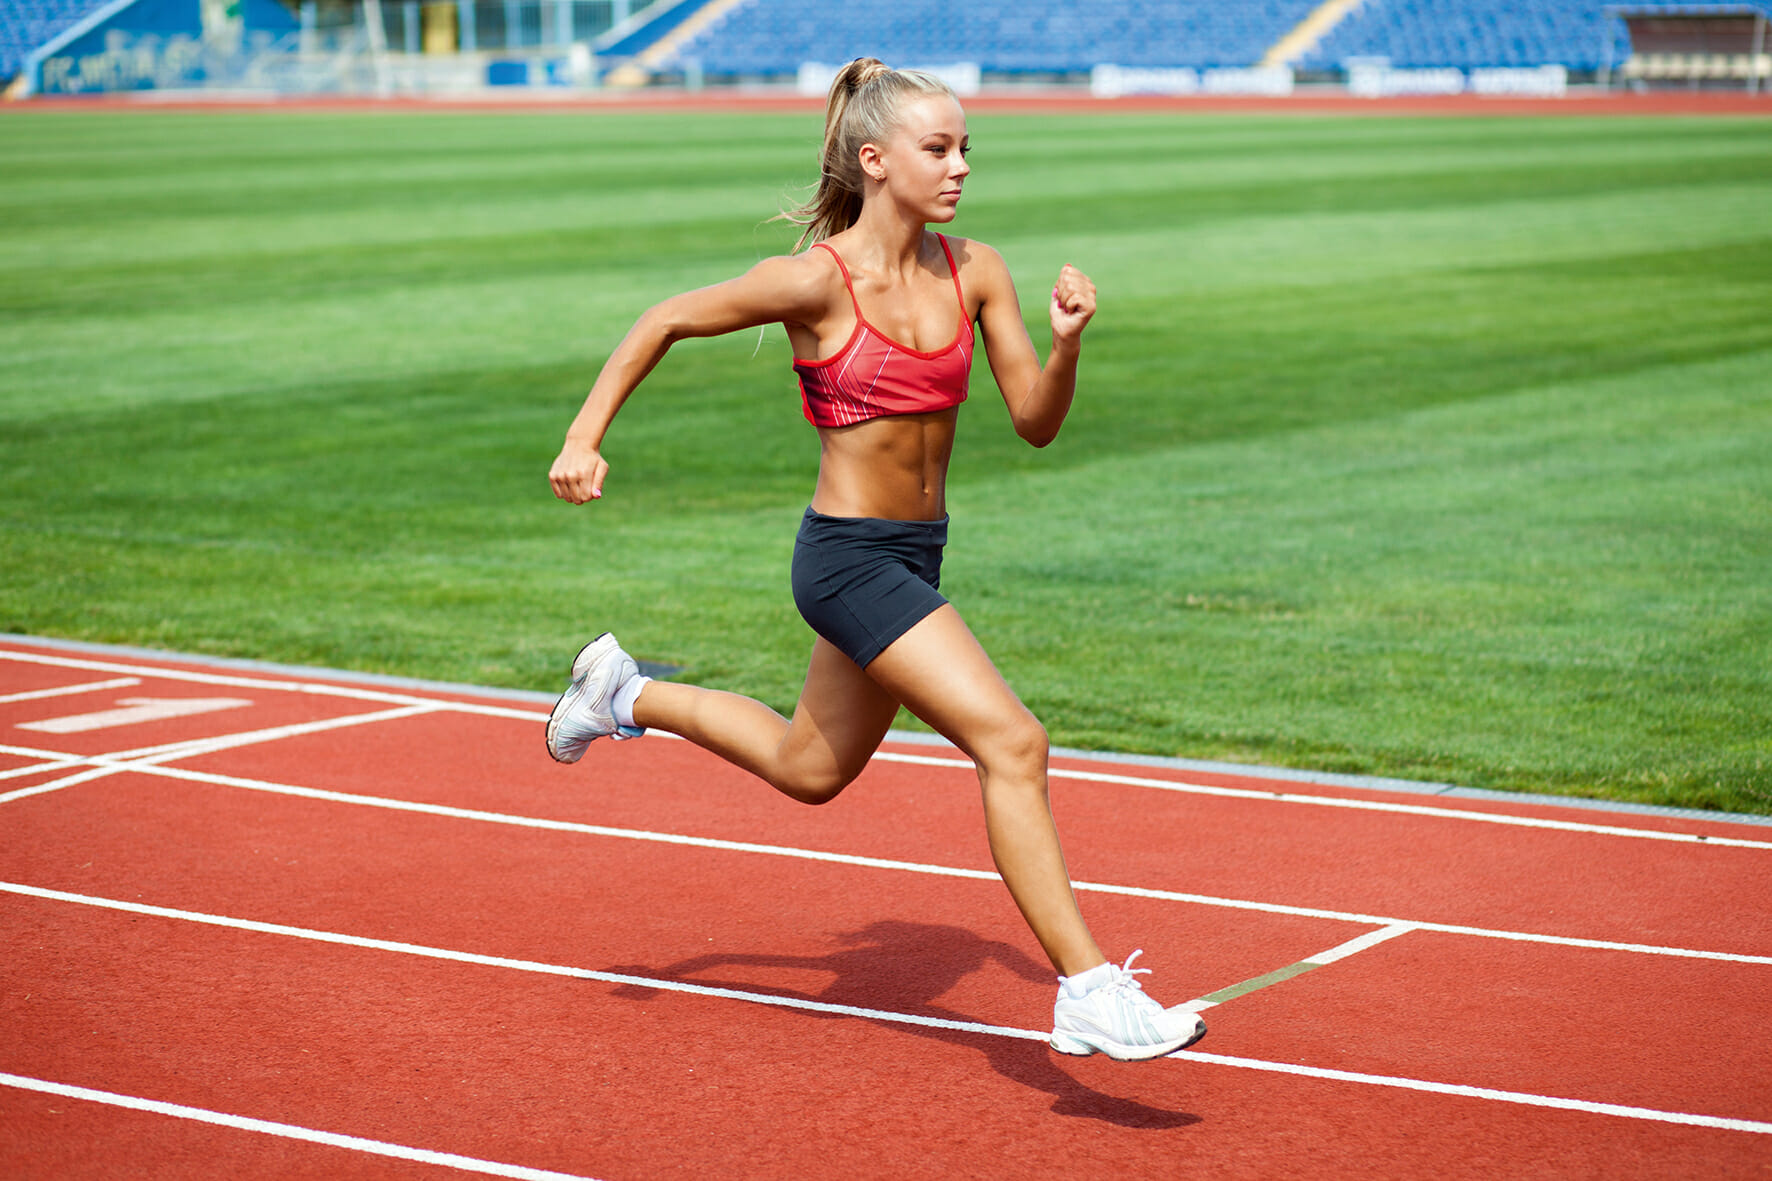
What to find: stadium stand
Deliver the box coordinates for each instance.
[6,0,1765,93]
[597,0,713,59]
[648,0,1324,78]
[1298,0,1769,74]
[2,0,112,81]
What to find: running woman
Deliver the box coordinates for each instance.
[546,58,1205,1062]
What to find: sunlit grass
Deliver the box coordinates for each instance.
[2,107,1767,812]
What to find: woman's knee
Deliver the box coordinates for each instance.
[767,758,861,806]
[973,712,1049,782]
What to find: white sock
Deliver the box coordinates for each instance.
[612,675,650,730]
[1059,960,1115,999]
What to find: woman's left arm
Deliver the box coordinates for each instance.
[972,243,1097,448]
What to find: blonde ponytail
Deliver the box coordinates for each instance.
[779,58,956,249]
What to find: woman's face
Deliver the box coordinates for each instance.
[867,95,970,221]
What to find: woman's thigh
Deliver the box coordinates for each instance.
[780,636,904,792]
[862,604,1043,769]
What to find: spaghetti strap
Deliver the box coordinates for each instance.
[812,242,857,290]
[812,241,863,318]
[936,234,966,316]
[819,238,964,318]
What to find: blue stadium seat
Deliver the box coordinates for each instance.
[3,0,113,80]
[645,0,1769,80]
[1299,0,1769,74]
[654,0,1323,76]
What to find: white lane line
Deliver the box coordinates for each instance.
[0,765,131,805]
[8,758,1770,967]
[5,885,1767,1137]
[0,677,141,705]
[0,706,439,806]
[874,751,1772,850]
[0,1072,603,1181]
[0,649,538,721]
[1170,1051,1772,1135]
[0,756,92,782]
[0,881,1045,1043]
[6,647,1768,849]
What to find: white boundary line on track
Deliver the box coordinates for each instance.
[0,1071,602,1181]
[0,677,141,705]
[0,649,541,720]
[874,750,1772,850]
[5,882,1768,1138]
[5,647,1769,850]
[4,750,1768,965]
[0,705,438,805]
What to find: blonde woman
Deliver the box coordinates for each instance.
[547,58,1204,1061]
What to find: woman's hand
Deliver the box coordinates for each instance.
[1049,264,1097,348]
[549,437,609,505]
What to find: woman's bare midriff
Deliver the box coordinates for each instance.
[809,408,958,521]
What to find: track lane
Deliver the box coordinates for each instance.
[6,894,1769,1181]
[5,640,1770,1178]
[148,705,1772,958]
[2,763,1767,1127]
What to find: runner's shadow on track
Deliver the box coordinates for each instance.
[606,919,1200,1129]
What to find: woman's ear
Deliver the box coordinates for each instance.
[858,142,886,184]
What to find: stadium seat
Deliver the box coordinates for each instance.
[3,0,113,81]
[1298,0,1767,74]
[648,0,1323,77]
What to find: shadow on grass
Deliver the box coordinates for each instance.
[605,919,1200,1129]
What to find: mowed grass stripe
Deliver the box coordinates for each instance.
[948,350,1771,803]
[1,109,1767,812]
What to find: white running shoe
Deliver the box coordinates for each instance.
[1049,950,1206,1061]
[545,633,644,763]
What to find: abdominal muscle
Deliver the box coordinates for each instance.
[810,408,958,521]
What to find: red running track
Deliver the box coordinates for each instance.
[1,637,1769,1179]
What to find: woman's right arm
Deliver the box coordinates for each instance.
[549,252,831,505]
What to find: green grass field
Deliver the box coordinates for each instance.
[2,106,1768,813]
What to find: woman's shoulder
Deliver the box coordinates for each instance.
[731,246,846,308]
[937,235,1013,290]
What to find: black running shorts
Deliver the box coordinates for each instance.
[791,508,949,669]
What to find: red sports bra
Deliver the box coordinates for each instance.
[794,234,974,428]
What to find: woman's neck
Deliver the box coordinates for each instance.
[844,203,929,274]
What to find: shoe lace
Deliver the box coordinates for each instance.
[1101,948,1153,996]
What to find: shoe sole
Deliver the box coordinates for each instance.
[1049,1015,1207,1061]
[546,633,616,764]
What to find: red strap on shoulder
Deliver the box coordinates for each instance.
[813,241,855,290]
[936,234,965,314]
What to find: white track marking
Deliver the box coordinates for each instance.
[0,742,129,789]
[6,757,1769,966]
[0,765,132,805]
[0,756,91,782]
[0,881,1047,1043]
[0,677,140,705]
[5,647,1768,849]
[18,697,253,734]
[1168,1051,1772,1135]
[1307,922,1419,965]
[0,650,539,720]
[0,1072,603,1181]
[874,751,1772,850]
[0,706,438,805]
[102,704,440,762]
[4,884,1767,1137]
